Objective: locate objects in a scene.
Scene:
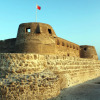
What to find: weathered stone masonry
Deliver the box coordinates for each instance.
[0,53,100,100]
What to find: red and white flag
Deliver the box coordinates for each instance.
[37,5,41,10]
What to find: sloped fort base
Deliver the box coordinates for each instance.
[0,53,100,100]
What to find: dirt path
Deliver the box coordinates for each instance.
[49,77,100,100]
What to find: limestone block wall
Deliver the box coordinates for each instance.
[0,53,60,100]
[0,69,60,100]
[46,55,100,89]
[0,53,46,77]
[0,53,100,86]
[0,53,100,100]
[0,53,100,88]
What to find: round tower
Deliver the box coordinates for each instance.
[80,45,98,60]
[15,22,57,54]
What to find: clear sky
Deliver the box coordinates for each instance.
[0,0,100,58]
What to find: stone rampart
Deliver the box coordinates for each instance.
[46,55,100,89]
[0,38,16,53]
[0,53,100,99]
[0,53,46,77]
[0,53,60,100]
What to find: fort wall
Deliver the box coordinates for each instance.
[13,22,81,59]
[0,53,60,100]
[14,23,81,57]
[0,38,16,53]
[55,37,80,57]
[46,55,100,89]
[0,53,100,99]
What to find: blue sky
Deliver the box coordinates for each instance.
[0,0,100,58]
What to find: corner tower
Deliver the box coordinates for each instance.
[80,45,98,60]
[15,22,57,54]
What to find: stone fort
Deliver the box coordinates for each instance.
[0,22,100,100]
[0,22,98,59]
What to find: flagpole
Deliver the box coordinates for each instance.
[36,4,37,22]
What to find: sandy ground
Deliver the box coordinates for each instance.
[49,77,100,100]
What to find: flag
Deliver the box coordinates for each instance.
[37,5,41,10]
